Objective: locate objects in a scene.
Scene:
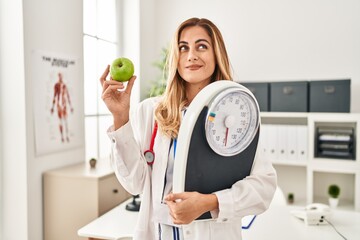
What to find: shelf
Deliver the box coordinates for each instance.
[261,112,308,125]
[260,112,360,211]
[261,112,309,118]
[273,165,307,207]
[311,158,358,174]
[272,160,307,167]
[313,171,356,211]
[313,196,355,211]
[286,199,307,207]
[308,113,360,122]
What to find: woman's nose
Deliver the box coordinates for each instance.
[187,48,198,61]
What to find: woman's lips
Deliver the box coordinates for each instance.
[186,64,202,70]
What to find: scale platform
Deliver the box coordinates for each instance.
[173,81,260,220]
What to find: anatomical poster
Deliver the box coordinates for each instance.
[32,50,83,156]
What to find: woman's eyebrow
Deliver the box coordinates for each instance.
[195,39,210,44]
[178,39,210,45]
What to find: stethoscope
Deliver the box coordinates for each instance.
[143,121,177,165]
[144,121,158,165]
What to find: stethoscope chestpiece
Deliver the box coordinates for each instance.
[144,121,158,166]
[144,150,155,165]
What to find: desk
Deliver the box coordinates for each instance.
[78,200,360,240]
[242,205,360,240]
[78,198,136,240]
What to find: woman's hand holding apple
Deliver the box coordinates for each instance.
[100,65,136,130]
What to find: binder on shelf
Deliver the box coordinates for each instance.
[276,125,299,162]
[277,125,288,161]
[297,125,308,162]
[261,124,308,163]
[259,124,270,158]
[286,125,298,161]
[267,125,279,161]
[260,124,279,161]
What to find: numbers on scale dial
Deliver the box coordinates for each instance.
[205,89,259,156]
[214,95,248,146]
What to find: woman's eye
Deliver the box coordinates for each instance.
[179,45,188,52]
[198,44,208,50]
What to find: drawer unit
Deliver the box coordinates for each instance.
[241,82,269,112]
[99,173,130,214]
[309,79,350,113]
[270,81,308,112]
[44,162,130,240]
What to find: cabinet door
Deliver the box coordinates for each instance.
[98,174,131,215]
[44,176,98,240]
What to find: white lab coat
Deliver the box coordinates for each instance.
[107,96,277,240]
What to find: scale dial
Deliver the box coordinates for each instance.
[205,87,260,156]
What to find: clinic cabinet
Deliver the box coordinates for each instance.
[259,112,360,211]
[43,162,130,240]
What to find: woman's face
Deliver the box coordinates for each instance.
[177,26,216,88]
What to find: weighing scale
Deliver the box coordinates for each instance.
[173,80,260,220]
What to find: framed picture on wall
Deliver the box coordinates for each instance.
[32,50,83,156]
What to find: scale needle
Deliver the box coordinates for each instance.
[224,115,235,147]
[225,127,229,146]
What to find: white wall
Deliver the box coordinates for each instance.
[140,0,360,112]
[23,0,85,239]
[0,0,28,239]
[139,0,157,101]
[122,0,142,106]
[1,0,85,239]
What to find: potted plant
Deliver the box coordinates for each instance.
[147,47,168,98]
[89,158,97,169]
[287,193,294,204]
[328,184,340,208]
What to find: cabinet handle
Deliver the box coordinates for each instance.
[113,189,118,194]
[324,85,335,94]
[283,86,293,95]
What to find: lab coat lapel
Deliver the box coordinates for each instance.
[155,132,171,171]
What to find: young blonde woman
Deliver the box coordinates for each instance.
[100,17,277,240]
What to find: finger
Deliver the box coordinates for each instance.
[169,213,178,224]
[165,199,176,208]
[102,85,125,98]
[101,80,111,94]
[166,202,178,220]
[108,85,125,91]
[124,76,137,94]
[102,80,124,93]
[106,80,125,86]
[165,192,186,202]
[164,193,175,201]
[99,65,110,85]
[102,86,114,100]
[173,219,181,225]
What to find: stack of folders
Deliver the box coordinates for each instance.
[259,124,308,163]
[316,127,355,160]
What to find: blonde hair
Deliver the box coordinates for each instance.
[155,17,232,138]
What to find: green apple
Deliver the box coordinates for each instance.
[110,57,135,82]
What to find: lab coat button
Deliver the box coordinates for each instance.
[185,230,191,235]
[222,218,228,222]
[112,138,116,143]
